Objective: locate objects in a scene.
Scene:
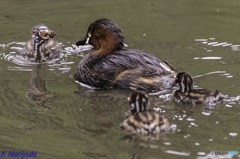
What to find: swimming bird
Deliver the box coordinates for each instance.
[173,72,227,106]
[74,18,177,93]
[121,92,171,135]
[22,24,62,63]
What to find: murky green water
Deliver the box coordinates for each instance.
[0,0,240,159]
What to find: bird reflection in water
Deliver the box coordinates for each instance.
[27,65,55,107]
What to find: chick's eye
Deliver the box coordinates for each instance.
[130,103,135,110]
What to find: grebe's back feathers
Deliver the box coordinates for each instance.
[75,49,176,92]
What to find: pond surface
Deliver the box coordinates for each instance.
[0,0,240,159]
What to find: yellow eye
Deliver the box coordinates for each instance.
[88,33,91,37]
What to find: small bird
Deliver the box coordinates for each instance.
[22,24,62,63]
[121,92,172,135]
[173,72,227,107]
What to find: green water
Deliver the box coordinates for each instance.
[0,0,240,159]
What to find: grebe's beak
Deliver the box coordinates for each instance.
[76,33,91,46]
[76,37,87,46]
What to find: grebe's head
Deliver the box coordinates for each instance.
[76,19,124,51]
[32,24,55,42]
[176,72,193,93]
[128,92,149,115]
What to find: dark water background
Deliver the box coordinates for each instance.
[0,0,240,158]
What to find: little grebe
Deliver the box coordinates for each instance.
[173,72,227,106]
[22,24,62,63]
[74,19,177,93]
[121,92,171,135]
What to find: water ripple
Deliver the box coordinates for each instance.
[0,41,92,73]
[193,56,222,60]
[195,38,235,48]
[195,37,240,53]
[193,71,233,79]
[229,132,238,137]
[165,150,190,156]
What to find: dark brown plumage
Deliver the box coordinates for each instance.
[75,19,177,93]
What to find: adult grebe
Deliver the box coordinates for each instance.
[74,19,177,93]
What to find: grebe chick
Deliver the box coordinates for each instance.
[22,24,62,63]
[74,18,177,93]
[173,72,227,106]
[121,92,171,135]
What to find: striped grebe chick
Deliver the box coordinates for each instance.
[173,72,227,106]
[121,92,172,135]
[22,24,62,63]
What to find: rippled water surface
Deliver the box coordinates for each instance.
[1,0,240,159]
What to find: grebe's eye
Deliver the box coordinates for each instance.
[88,33,91,37]
[86,33,92,44]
